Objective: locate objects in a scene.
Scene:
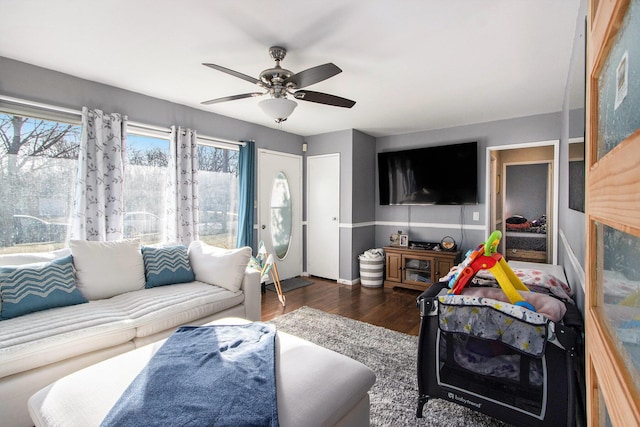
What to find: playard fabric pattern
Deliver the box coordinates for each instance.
[438,294,549,357]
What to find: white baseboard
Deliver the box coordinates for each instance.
[338,278,358,286]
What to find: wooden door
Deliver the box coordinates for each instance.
[586,0,640,424]
[434,258,453,282]
[385,250,402,283]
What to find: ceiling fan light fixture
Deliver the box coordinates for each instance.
[259,98,297,123]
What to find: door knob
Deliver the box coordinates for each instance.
[261,225,266,229]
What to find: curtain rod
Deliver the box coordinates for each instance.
[129,121,171,134]
[198,134,246,147]
[1,94,248,147]
[0,94,81,116]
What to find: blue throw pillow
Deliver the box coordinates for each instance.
[0,255,88,320]
[142,245,195,288]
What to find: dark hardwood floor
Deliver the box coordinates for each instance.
[261,276,423,336]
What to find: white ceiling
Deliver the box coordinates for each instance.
[0,0,582,138]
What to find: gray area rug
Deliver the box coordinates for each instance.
[265,277,313,293]
[268,306,511,427]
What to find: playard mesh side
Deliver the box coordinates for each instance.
[436,295,551,415]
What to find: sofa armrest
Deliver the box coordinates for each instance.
[240,268,261,321]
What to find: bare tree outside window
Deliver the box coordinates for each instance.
[123,134,170,244]
[0,113,80,253]
[197,145,239,248]
[0,114,241,252]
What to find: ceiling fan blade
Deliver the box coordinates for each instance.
[285,63,342,88]
[202,63,260,85]
[201,92,264,105]
[293,90,356,108]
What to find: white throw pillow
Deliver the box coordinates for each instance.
[70,239,146,300]
[188,241,251,292]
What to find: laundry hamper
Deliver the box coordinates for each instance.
[359,249,385,287]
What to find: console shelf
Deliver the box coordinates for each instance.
[384,246,461,291]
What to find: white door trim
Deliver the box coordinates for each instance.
[257,149,303,280]
[485,139,559,264]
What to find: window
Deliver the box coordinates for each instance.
[0,112,81,254]
[0,104,242,251]
[124,132,170,244]
[197,143,239,248]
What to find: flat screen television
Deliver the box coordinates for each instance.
[378,141,478,205]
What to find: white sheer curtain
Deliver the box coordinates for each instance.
[72,107,127,241]
[165,126,199,245]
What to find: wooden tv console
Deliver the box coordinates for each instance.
[384,246,461,291]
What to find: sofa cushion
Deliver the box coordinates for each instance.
[116,281,244,338]
[0,299,137,379]
[0,281,242,378]
[0,255,87,320]
[188,241,252,292]
[70,239,145,300]
[141,245,195,288]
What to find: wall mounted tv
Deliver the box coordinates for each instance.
[378,141,478,205]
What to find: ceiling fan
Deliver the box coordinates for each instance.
[201,46,356,123]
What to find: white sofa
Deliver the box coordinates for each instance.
[0,240,261,427]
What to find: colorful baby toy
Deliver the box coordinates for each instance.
[448,230,536,312]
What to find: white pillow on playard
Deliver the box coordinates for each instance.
[188,241,252,292]
[70,239,146,300]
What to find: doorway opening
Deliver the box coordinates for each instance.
[486,140,559,264]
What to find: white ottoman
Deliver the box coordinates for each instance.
[28,318,376,427]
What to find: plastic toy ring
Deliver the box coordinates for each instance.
[484,230,502,256]
[514,300,536,312]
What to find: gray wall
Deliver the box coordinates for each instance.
[304,129,375,282]
[0,57,304,153]
[505,163,548,221]
[558,0,587,311]
[350,130,376,278]
[375,112,563,255]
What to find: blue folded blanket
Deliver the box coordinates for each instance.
[100,323,279,427]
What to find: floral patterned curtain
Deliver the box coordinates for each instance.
[72,107,127,241]
[165,126,199,245]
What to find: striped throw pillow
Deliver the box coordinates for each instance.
[0,255,87,320]
[142,245,195,288]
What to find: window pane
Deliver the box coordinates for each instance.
[197,145,238,248]
[124,134,169,244]
[0,113,80,253]
[597,222,640,390]
[597,0,640,160]
[270,171,292,260]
